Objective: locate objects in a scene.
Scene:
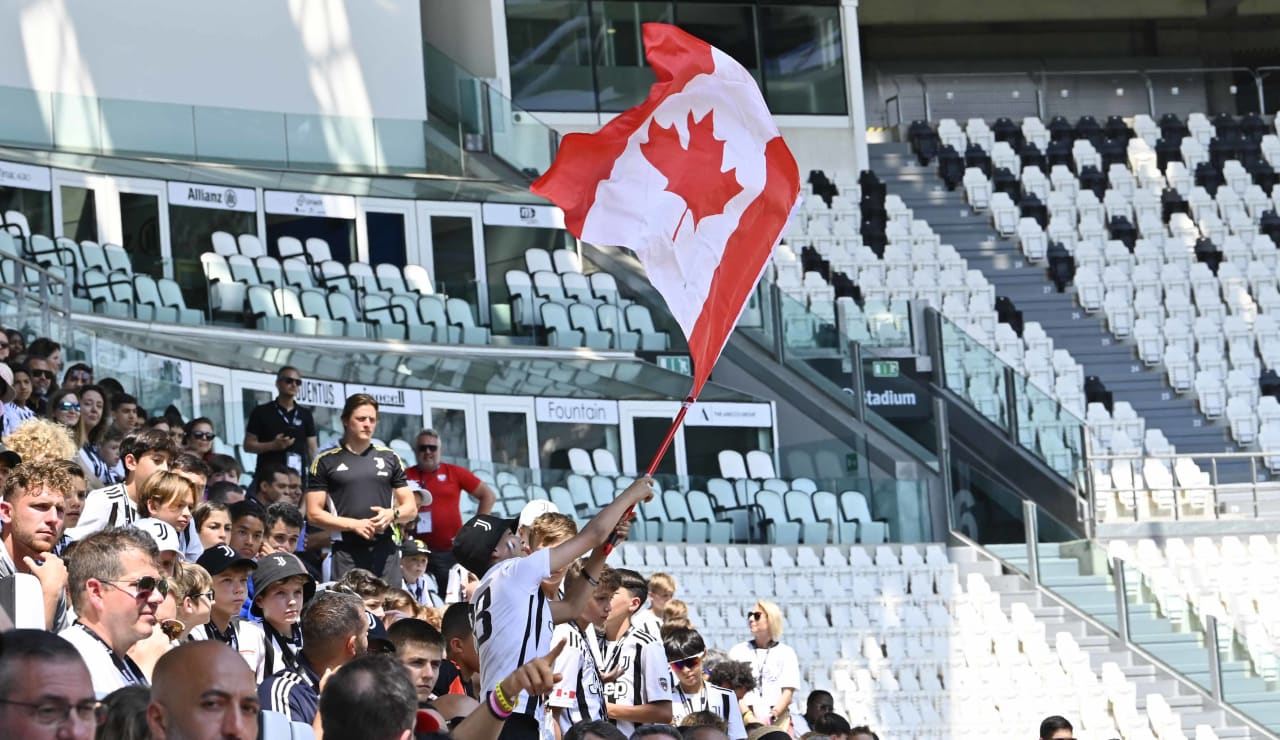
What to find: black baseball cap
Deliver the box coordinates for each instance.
[196,544,257,576]
[251,552,316,617]
[0,444,20,469]
[452,514,519,577]
[400,538,430,557]
[366,610,395,653]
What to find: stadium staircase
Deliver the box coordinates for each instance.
[988,541,1280,732]
[867,142,1235,458]
[952,544,1258,739]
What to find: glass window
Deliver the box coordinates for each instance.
[537,421,620,470]
[632,417,679,476]
[120,192,162,277]
[684,425,770,478]
[488,410,531,468]
[168,205,256,311]
[759,5,846,115]
[366,211,407,267]
[60,185,97,242]
[198,380,226,440]
[673,3,761,85]
[592,1,675,112]
[265,215,354,263]
[432,215,476,304]
[506,0,597,112]
[431,408,470,464]
[0,187,53,237]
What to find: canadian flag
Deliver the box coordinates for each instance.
[531,23,800,396]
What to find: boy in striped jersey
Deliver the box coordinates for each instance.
[600,568,675,734]
[547,563,618,739]
[452,477,652,740]
[68,428,177,540]
[664,627,747,739]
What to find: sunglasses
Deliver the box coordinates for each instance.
[670,652,704,671]
[278,377,303,386]
[31,369,54,380]
[190,590,216,603]
[747,611,764,621]
[58,401,81,412]
[190,431,216,441]
[417,444,439,452]
[99,576,170,599]
[69,372,92,382]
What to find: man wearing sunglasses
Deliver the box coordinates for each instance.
[405,428,496,594]
[59,527,166,698]
[0,629,98,740]
[664,628,747,739]
[244,366,318,481]
[24,356,55,415]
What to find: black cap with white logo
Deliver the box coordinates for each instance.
[452,514,519,577]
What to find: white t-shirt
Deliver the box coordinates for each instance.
[59,623,147,699]
[472,549,552,720]
[189,618,268,682]
[179,521,204,563]
[445,563,472,604]
[631,607,663,639]
[727,640,800,721]
[66,483,134,540]
[601,626,676,735]
[672,681,748,740]
[546,621,607,736]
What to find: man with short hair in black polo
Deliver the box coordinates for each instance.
[305,393,415,584]
[243,366,318,480]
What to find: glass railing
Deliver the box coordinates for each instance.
[933,310,1087,485]
[423,43,559,178]
[0,85,440,176]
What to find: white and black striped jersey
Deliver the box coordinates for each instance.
[472,548,552,722]
[672,681,748,740]
[631,608,663,639]
[66,483,135,540]
[546,622,607,735]
[601,626,676,735]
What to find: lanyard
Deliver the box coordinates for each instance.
[603,625,635,672]
[206,619,239,650]
[275,401,299,427]
[264,623,301,671]
[680,685,710,716]
[750,641,776,690]
[77,622,147,687]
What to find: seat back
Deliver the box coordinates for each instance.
[247,285,278,316]
[282,258,316,290]
[347,262,379,293]
[300,289,331,319]
[562,272,595,303]
[591,448,619,476]
[419,295,448,325]
[532,270,568,301]
[745,450,776,479]
[272,287,306,318]
[255,256,284,288]
[201,252,233,282]
[624,304,656,333]
[568,302,601,331]
[445,298,478,327]
[133,275,161,304]
[327,292,359,322]
[524,248,554,273]
[228,254,259,284]
[718,450,748,478]
[375,263,407,292]
[552,249,582,274]
[277,236,304,259]
[305,238,333,263]
[104,244,131,274]
[403,264,433,294]
[567,448,594,475]
[211,231,239,256]
[157,278,189,308]
[590,272,620,303]
[237,233,265,258]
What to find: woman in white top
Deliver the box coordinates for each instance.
[727,599,800,733]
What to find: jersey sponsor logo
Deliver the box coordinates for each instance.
[375,457,385,470]
[602,680,631,700]
[335,463,349,472]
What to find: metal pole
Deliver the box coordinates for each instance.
[769,284,785,362]
[1207,615,1224,703]
[1142,72,1157,117]
[1252,455,1259,518]
[1252,70,1266,116]
[1023,499,1040,587]
[921,75,932,122]
[850,342,866,422]
[935,396,953,541]
[1113,557,1130,645]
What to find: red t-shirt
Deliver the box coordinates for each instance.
[406,462,481,551]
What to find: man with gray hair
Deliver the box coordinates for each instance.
[0,629,97,740]
[259,588,369,725]
[58,526,165,698]
[405,427,496,592]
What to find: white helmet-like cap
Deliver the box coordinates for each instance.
[134,518,181,553]
[518,499,561,529]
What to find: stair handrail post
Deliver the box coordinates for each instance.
[1112,556,1130,646]
[1206,614,1224,703]
[919,74,932,123]
[1002,364,1019,441]
[769,283,785,362]
[849,340,866,422]
[1022,499,1040,588]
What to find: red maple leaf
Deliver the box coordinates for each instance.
[640,110,744,233]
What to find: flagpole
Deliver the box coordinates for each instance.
[603,392,697,553]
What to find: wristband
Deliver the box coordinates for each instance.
[487,692,512,719]
[495,682,515,713]
[584,572,600,587]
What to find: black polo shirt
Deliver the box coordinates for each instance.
[245,400,316,474]
[309,443,406,545]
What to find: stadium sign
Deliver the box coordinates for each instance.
[295,378,344,409]
[167,181,256,212]
[684,402,772,427]
[265,190,357,219]
[344,383,423,416]
[0,161,51,191]
[860,356,929,420]
[481,202,565,229]
[535,398,619,425]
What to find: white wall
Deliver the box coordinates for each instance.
[0,0,427,120]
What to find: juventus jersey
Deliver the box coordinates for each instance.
[66,483,135,540]
[472,548,552,721]
[601,626,676,735]
[672,681,748,740]
[546,622,607,735]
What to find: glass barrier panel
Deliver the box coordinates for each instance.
[99,97,197,159]
[374,118,431,173]
[191,105,289,166]
[0,86,53,148]
[936,313,1007,429]
[284,113,379,171]
[487,86,557,177]
[50,92,103,154]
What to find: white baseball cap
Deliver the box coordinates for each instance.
[134,518,181,553]
[518,499,561,528]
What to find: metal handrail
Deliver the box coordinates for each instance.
[1088,449,1278,522]
[0,252,73,339]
